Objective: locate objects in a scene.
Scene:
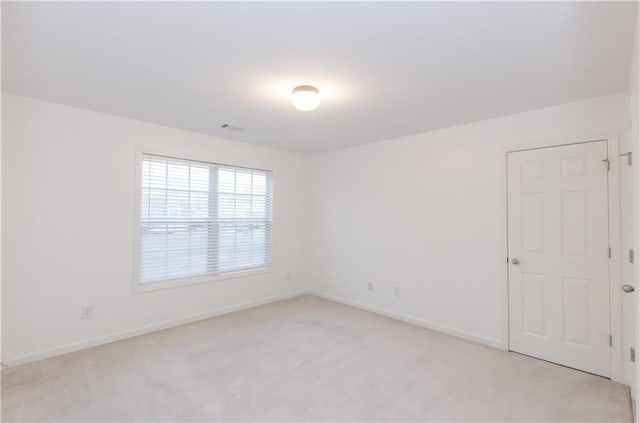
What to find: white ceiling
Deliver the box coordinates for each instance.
[2,2,637,154]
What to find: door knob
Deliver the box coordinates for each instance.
[623,284,635,293]
[511,258,520,265]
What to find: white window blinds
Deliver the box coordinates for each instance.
[139,154,272,285]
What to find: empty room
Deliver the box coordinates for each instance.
[2,1,640,422]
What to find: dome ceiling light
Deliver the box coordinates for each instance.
[291,85,320,111]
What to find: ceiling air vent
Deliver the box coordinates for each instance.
[220,123,244,132]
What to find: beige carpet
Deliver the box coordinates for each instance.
[1,295,632,422]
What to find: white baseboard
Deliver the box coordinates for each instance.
[4,290,306,368]
[309,291,504,350]
[5,289,505,368]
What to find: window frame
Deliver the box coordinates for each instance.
[133,149,275,294]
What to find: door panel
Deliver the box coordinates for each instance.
[508,141,610,377]
[521,193,544,252]
[521,273,546,336]
[562,276,590,346]
[561,191,588,256]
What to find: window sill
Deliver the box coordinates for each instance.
[132,267,275,294]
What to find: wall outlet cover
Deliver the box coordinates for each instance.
[81,306,94,320]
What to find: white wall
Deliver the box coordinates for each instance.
[1,90,633,367]
[1,94,310,365]
[309,93,629,348]
[628,6,640,414]
[0,4,3,371]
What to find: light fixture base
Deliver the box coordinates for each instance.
[291,85,320,111]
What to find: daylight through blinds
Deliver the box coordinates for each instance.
[140,154,272,284]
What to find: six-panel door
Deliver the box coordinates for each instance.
[507,141,610,377]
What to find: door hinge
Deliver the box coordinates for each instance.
[603,159,610,171]
[631,347,636,363]
[620,152,633,166]
[610,335,613,347]
[630,249,635,264]
[608,247,612,258]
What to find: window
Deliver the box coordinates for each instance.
[139,154,272,285]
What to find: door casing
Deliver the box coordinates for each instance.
[618,128,636,396]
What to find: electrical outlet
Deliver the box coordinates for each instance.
[394,286,401,297]
[286,271,292,281]
[367,281,374,292]
[81,306,93,320]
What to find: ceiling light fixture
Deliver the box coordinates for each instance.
[291,85,320,111]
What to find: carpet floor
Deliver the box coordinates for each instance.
[1,295,632,422]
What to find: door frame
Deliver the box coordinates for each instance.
[500,133,624,383]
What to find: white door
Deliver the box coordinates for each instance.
[507,141,610,377]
